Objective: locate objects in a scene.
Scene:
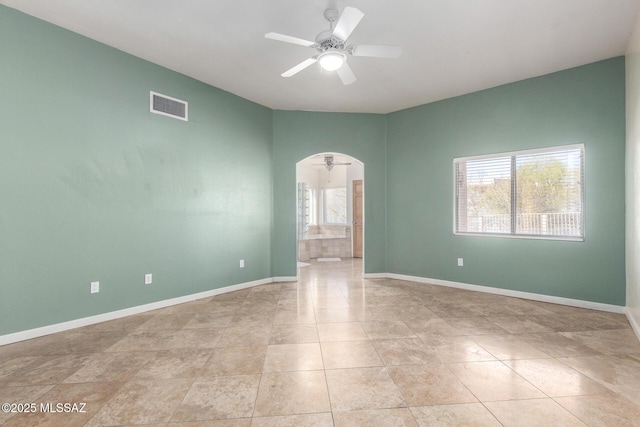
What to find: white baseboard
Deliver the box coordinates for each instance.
[384,272,625,314]
[626,308,640,341]
[362,273,388,279]
[0,277,275,346]
[273,276,298,282]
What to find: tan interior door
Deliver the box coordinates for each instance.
[353,179,363,258]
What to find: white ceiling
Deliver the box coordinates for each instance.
[2,0,639,114]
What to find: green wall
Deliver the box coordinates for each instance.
[272,111,387,277]
[0,6,273,335]
[386,58,626,305]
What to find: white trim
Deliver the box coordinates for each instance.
[0,277,274,346]
[273,276,298,282]
[625,308,640,341]
[362,273,387,279]
[385,272,624,313]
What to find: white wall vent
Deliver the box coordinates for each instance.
[150,91,188,121]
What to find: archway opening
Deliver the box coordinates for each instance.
[296,152,364,275]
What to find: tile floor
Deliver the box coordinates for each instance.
[1,258,640,426]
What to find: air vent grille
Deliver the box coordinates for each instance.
[150,91,188,121]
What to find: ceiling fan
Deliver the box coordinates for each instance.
[265,6,402,85]
[313,155,352,171]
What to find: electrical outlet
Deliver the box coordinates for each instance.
[457,258,464,267]
[239,259,245,268]
[90,281,100,294]
[144,273,152,285]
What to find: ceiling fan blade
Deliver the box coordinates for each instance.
[332,7,364,41]
[351,44,403,58]
[282,57,317,77]
[265,32,315,47]
[336,62,356,85]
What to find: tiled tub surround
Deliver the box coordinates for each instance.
[299,225,351,261]
[2,258,640,426]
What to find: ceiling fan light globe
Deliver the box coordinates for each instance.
[318,51,345,71]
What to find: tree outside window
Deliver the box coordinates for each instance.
[323,187,347,224]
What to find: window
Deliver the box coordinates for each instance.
[454,144,584,240]
[322,187,347,224]
[308,187,317,225]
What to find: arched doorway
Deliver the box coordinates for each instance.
[296,153,364,274]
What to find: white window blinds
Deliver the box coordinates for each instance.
[455,144,584,240]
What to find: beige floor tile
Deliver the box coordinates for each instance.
[63,351,155,383]
[201,346,267,376]
[0,385,55,424]
[483,315,555,334]
[172,375,260,422]
[410,403,501,427]
[442,317,508,335]
[137,313,196,330]
[372,338,439,366]
[333,408,418,427]
[518,333,602,358]
[558,354,640,393]
[560,329,640,355]
[231,312,277,328]
[2,381,123,427]
[408,318,463,337]
[321,341,383,369]
[251,413,334,426]
[272,309,316,325]
[314,307,359,323]
[423,336,497,363]
[484,398,587,426]
[183,311,236,329]
[325,367,405,411]
[3,354,91,386]
[313,297,350,310]
[504,358,612,397]
[216,326,272,348]
[166,328,224,349]
[527,314,602,333]
[0,356,42,385]
[555,393,640,426]
[253,371,331,417]
[133,349,212,380]
[360,321,417,339]
[620,389,640,407]
[168,420,252,427]
[86,378,193,426]
[469,334,551,360]
[427,304,483,318]
[269,324,319,344]
[106,330,177,352]
[6,331,126,356]
[317,322,369,342]
[263,343,324,372]
[80,314,155,333]
[449,361,545,401]
[388,364,477,406]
